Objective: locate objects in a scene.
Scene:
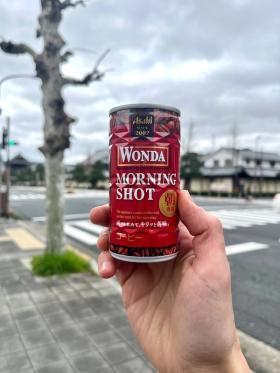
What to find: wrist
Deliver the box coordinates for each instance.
[215,347,250,373]
[203,345,250,373]
[186,342,251,373]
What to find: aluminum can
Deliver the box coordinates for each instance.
[109,103,180,263]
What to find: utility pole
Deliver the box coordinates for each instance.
[5,116,10,216]
[259,145,263,196]
[186,119,194,154]
[254,135,261,197]
[0,144,2,214]
[231,123,239,195]
[211,134,216,154]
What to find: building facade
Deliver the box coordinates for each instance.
[191,148,280,196]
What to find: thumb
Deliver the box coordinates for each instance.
[178,190,226,263]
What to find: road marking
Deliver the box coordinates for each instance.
[217,216,252,227]
[218,214,266,225]
[64,224,98,246]
[0,235,11,242]
[5,228,45,250]
[211,209,280,230]
[72,221,104,235]
[67,245,91,262]
[217,210,280,222]
[226,242,269,255]
[63,219,270,258]
[33,213,90,222]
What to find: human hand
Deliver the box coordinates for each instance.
[90,190,250,373]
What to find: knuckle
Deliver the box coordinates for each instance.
[97,229,109,250]
[208,214,223,231]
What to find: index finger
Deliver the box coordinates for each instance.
[90,204,110,227]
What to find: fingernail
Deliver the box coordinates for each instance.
[181,190,191,199]
[100,228,108,236]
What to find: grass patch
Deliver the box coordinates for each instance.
[32,250,91,277]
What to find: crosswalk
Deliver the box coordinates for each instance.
[65,221,103,246]
[59,208,279,256]
[210,209,280,230]
[64,219,270,256]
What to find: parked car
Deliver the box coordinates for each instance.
[272,193,280,212]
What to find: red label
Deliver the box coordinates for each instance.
[109,107,180,257]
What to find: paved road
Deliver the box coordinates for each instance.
[9,187,280,350]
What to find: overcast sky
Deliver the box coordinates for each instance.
[0,0,279,164]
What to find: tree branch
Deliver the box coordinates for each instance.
[59,0,86,10]
[60,50,74,63]
[62,48,110,86]
[0,40,37,59]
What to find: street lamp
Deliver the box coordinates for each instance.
[0,73,36,115]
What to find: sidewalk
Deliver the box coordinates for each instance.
[0,218,154,373]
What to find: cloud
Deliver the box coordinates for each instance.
[0,0,279,164]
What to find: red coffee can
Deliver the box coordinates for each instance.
[109,103,180,263]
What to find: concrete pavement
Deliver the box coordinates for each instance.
[0,218,154,373]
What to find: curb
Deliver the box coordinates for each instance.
[238,330,280,373]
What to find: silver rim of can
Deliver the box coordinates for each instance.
[110,251,178,263]
[109,103,181,116]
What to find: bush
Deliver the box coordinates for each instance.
[32,250,91,277]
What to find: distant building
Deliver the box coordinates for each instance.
[190,148,280,196]
[9,154,30,172]
[82,149,109,168]
[78,149,109,189]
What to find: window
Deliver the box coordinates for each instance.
[225,159,233,167]
[270,161,275,168]
[255,159,262,166]
[245,159,250,165]
[213,160,219,167]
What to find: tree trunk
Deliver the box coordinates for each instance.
[37,0,73,252]
[0,0,108,253]
[45,151,64,251]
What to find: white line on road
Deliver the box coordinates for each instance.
[72,221,104,235]
[33,213,90,222]
[64,224,98,246]
[226,242,269,255]
[216,210,280,221]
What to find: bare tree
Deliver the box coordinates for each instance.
[0,0,109,252]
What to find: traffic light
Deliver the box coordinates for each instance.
[2,127,8,149]
[8,139,18,146]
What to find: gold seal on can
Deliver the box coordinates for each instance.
[159,190,177,218]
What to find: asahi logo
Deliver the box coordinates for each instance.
[131,114,154,137]
[132,115,153,126]
[117,145,169,167]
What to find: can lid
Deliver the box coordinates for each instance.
[109,103,181,116]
